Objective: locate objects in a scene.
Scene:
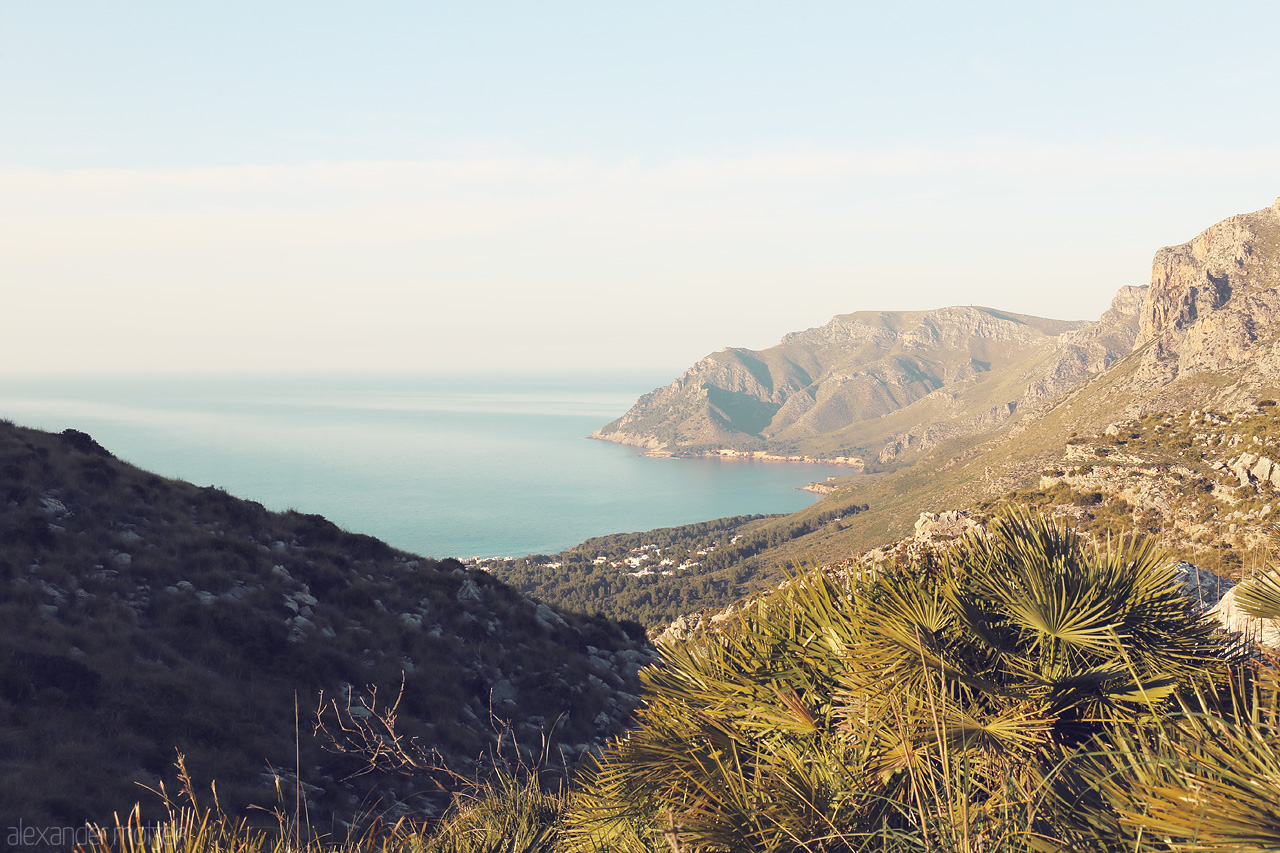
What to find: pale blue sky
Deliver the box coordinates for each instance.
[4,2,1280,374]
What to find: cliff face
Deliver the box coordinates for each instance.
[877,286,1147,462]
[1133,198,1280,398]
[593,299,1141,465]
[1024,198,1280,433]
[598,198,1280,469]
[599,348,814,450]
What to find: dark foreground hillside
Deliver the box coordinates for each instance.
[0,421,652,833]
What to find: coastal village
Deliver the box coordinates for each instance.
[642,447,866,469]
[466,533,743,580]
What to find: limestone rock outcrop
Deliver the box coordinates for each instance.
[1213,585,1280,649]
[1131,198,1280,405]
[1171,562,1280,649]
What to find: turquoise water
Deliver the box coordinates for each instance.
[0,373,848,558]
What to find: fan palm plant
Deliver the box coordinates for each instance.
[1061,568,1280,852]
[1234,566,1280,620]
[835,514,1227,850]
[563,569,877,853]
[562,512,1227,853]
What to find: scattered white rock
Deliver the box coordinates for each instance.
[38,497,68,518]
[456,578,483,602]
[1231,452,1261,486]
[535,602,568,630]
[654,612,703,645]
[1172,561,1235,614]
[1212,586,1280,649]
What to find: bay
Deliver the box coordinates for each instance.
[0,372,849,558]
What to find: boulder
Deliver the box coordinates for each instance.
[456,578,482,602]
[490,678,517,707]
[1172,561,1235,614]
[912,510,980,544]
[1212,586,1280,649]
[1173,561,1280,650]
[38,497,69,518]
[1231,452,1261,486]
[535,602,568,630]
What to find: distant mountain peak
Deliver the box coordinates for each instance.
[592,297,1141,466]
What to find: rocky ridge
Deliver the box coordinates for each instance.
[593,295,1143,468]
[1009,406,1280,567]
[1017,198,1280,436]
[599,198,1280,487]
[1138,199,1280,374]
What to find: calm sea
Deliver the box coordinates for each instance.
[0,373,849,558]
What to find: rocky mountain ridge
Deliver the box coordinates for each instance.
[592,290,1145,467]
[1137,199,1280,396]
[1012,198,1280,438]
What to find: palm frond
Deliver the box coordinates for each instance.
[1235,568,1280,621]
[1071,665,1280,852]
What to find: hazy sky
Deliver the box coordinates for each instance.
[5,2,1280,375]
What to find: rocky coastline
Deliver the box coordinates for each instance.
[800,479,838,495]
